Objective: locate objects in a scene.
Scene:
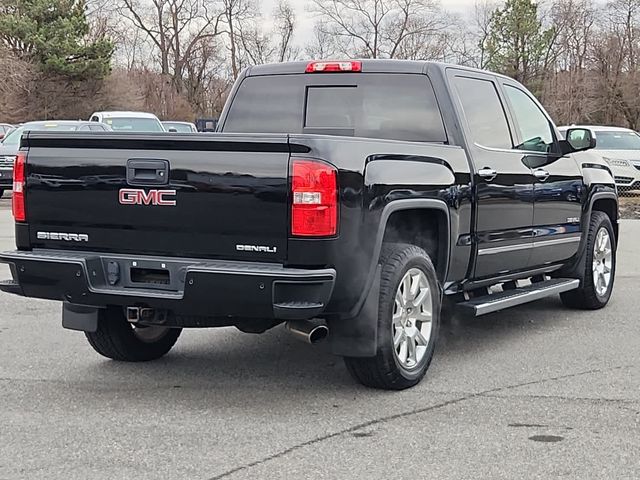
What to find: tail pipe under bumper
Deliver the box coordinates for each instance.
[285,319,329,344]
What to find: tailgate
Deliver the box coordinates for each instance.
[23,133,293,262]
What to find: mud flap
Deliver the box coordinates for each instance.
[554,240,587,285]
[62,303,100,332]
[327,266,380,357]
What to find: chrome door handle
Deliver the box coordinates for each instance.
[478,167,497,181]
[534,169,550,181]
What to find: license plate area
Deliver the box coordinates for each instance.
[130,267,170,285]
[89,256,186,292]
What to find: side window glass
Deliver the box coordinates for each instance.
[78,125,91,131]
[504,85,554,153]
[453,76,513,149]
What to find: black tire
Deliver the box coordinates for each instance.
[561,211,616,309]
[0,189,4,199]
[344,243,441,390]
[85,307,182,361]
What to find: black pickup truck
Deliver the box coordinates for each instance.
[0,60,618,390]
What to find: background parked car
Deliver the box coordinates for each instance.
[90,111,165,132]
[162,121,198,133]
[559,125,640,194]
[0,120,111,197]
[0,123,14,141]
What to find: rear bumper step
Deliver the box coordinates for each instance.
[0,249,335,321]
[457,278,580,316]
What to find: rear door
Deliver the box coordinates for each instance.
[499,81,583,267]
[449,71,535,279]
[25,133,291,262]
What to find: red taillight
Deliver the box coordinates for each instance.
[305,61,362,73]
[291,159,338,237]
[12,151,26,222]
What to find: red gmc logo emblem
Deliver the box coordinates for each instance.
[119,188,177,206]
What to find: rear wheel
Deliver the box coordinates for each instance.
[561,211,616,309]
[0,189,4,198]
[85,307,181,361]
[344,244,440,390]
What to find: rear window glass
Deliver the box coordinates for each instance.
[306,87,356,129]
[105,118,164,132]
[223,74,446,143]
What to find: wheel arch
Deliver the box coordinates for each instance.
[555,189,619,282]
[351,198,452,318]
[379,202,451,283]
[589,191,619,241]
[329,199,451,358]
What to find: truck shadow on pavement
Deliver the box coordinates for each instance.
[77,296,583,396]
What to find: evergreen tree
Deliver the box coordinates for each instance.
[0,0,113,79]
[485,0,554,90]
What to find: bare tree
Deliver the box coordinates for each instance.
[116,0,224,90]
[309,0,447,59]
[220,0,256,78]
[305,21,339,58]
[543,0,597,123]
[471,0,498,68]
[274,1,298,62]
[592,0,640,128]
[238,25,277,65]
[0,47,34,121]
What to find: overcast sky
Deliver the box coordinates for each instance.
[260,0,479,44]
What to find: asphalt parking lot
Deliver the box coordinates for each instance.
[0,196,638,480]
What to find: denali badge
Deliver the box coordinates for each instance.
[119,188,176,206]
[37,231,89,242]
[236,244,278,253]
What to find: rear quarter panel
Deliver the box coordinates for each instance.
[287,135,473,318]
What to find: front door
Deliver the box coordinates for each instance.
[499,82,583,268]
[449,72,535,279]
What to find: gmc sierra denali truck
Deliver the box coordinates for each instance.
[0,60,618,390]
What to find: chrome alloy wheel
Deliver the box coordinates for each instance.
[592,227,613,297]
[392,268,434,369]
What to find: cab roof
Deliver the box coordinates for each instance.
[245,59,513,81]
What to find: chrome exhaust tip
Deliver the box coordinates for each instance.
[285,320,329,345]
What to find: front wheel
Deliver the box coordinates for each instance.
[561,211,616,309]
[344,244,440,390]
[85,307,182,361]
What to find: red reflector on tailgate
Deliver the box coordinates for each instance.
[305,61,362,73]
[291,159,338,237]
[12,151,26,222]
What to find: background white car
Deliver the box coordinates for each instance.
[559,125,640,194]
[90,111,165,132]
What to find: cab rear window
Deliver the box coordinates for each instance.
[223,73,447,143]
